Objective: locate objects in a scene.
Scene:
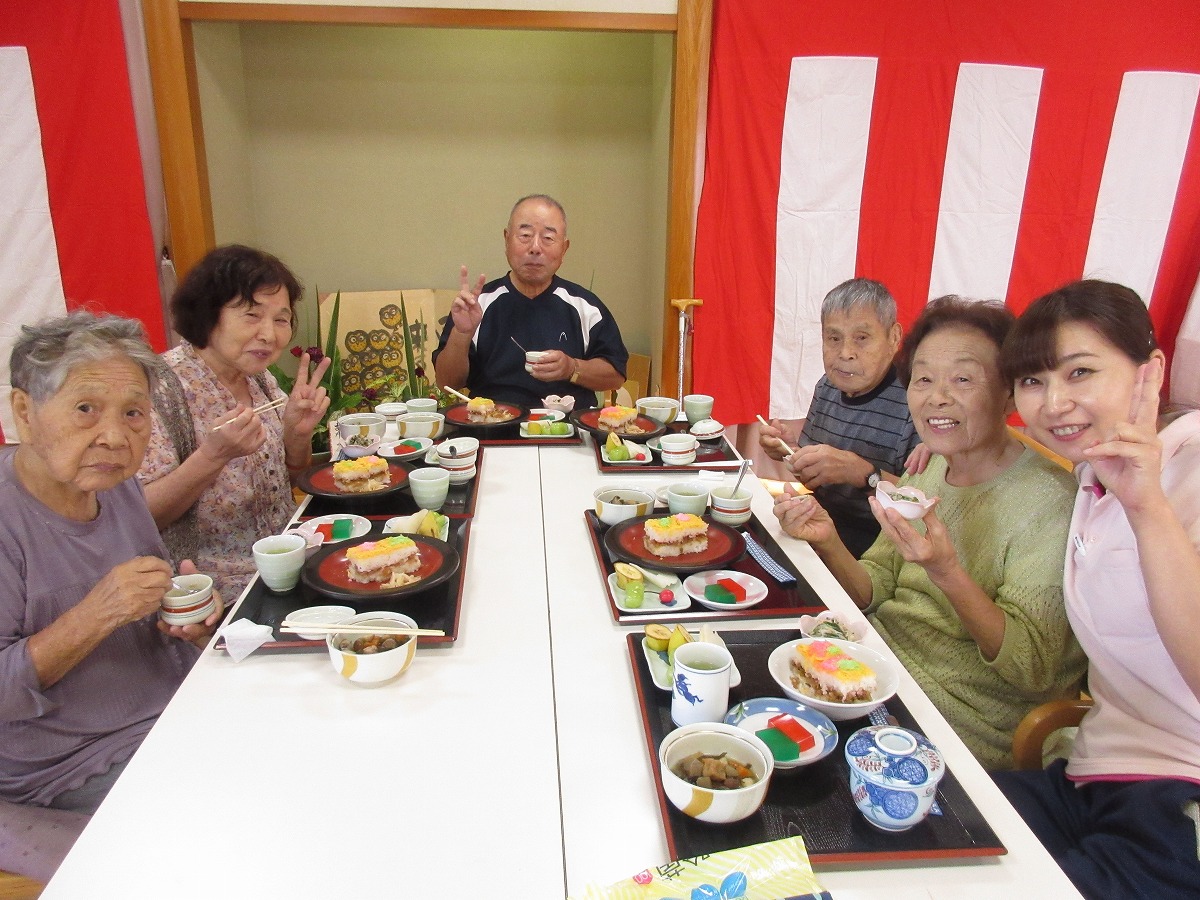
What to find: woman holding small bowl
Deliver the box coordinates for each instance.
[0,313,219,832]
[137,245,331,600]
[773,295,1086,769]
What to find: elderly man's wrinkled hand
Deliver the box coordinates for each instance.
[451,266,486,336]
[787,444,870,489]
[758,419,794,461]
[773,487,836,544]
[200,405,266,463]
[529,349,574,382]
[84,556,174,629]
[156,561,224,648]
[904,442,933,475]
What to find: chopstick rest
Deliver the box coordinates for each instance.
[743,533,797,585]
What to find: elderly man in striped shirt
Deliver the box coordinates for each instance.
[760,278,919,557]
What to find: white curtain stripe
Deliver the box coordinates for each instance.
[1084,71,1200,303]
[928,63,1043,302]
[772,56,877,419]
[0,47,68,440]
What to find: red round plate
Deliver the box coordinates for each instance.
[442,402,525,430]
[570,409,666,443]
[301,534,461,601]
[296,460,410,499]
[602,514,746,573]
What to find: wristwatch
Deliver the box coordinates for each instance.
[866,467,883,489]
[569,359,582,385]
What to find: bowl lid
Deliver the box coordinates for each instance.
[844,725,944,789]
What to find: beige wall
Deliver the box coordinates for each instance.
[192,22,672,376]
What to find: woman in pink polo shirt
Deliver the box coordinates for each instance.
[996,280,1200,898]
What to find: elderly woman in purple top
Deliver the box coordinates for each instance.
[0,312,221,822]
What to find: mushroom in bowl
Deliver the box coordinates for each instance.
[658,722,774,823]
[326,611,419,685]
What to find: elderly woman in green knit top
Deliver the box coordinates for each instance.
[774,295,1086,769]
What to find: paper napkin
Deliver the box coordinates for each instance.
[218,619,276,662]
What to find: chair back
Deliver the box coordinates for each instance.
[606,353,652,407]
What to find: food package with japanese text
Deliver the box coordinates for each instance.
[571,836,830,900]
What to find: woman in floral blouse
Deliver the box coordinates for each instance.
[137,245,330,600]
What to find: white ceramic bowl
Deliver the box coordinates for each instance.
[541,394,576,413]
[326,611,419,685]
[446,464,477,485]
[636,396,680,425]
[766,638,899,722]
[336,413,386,442]
[658,722,774,824]
[661,449,697,467]
[160,573,216,626]
[524,350,550,373]
[593,486,655,525]
[374,402,407,421]
[689,418,725,441]
[288,605,355,640]
[875,482,936,520]
[683,570,768,611]
[378,437,434,460]
[340,436,382,458]
[799,611,868,643]
[845,725,946,831]
[708,486,752,526]
[436,436,480,465]
[396,412,446,439]
[723,697,839,770]
[289,514,372,547]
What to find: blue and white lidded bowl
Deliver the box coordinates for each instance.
[844,725,945,832]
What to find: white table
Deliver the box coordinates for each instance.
[45,440,1082,899]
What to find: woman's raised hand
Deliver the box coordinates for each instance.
[870,497,959,580]
[1086,356,1166,513]
[282,351,332,439]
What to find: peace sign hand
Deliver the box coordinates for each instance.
[282,351,333,440]
[451,265,486,336]
[1085,356,1166,514]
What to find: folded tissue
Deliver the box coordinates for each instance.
[218,619,277,662]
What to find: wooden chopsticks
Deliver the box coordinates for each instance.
[212,396,288,431]
[755,414,797,455]
[279,621,444,638]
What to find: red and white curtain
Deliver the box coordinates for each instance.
[0,0,164,441]
[693,0,1200,424]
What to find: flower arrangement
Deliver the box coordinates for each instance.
[360,295,449,407]
[271,291,449,453]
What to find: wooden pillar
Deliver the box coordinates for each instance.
[661,0,712,399]
[142,0,213,278]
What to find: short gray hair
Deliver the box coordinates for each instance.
[10,311,158,404]
[821,278,897,329]
[510,194,567,230]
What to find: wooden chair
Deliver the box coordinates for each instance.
[1012,696,1094,770]
[605,353,652,408]
[0,871,43,900]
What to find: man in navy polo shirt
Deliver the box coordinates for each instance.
[433,195,628,409]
